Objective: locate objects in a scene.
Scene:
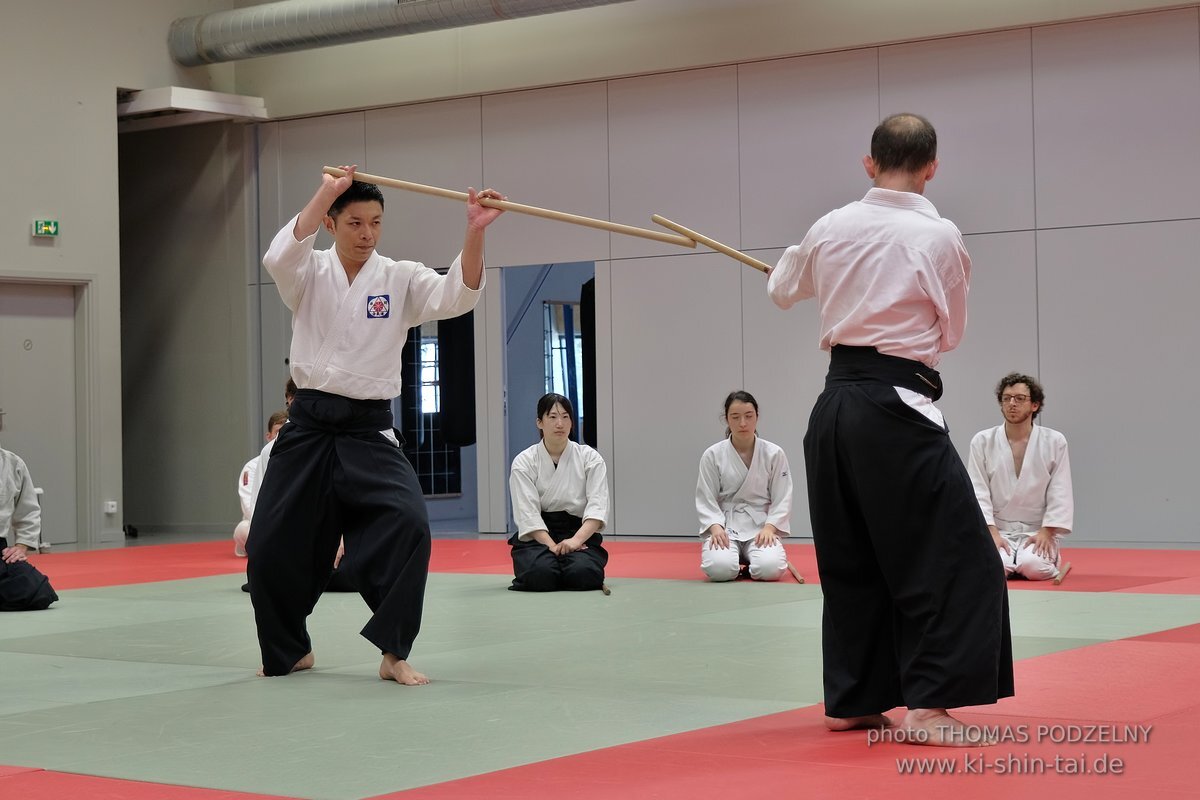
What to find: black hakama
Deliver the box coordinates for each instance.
[247,390,430,676]
[0,538,58,611]
[509,511,608,592]
[804,346,1014,716]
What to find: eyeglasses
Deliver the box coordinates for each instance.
[1000,394,1030,405]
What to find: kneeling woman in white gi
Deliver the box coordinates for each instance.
[508,393,609,592]
[696,391,792,581]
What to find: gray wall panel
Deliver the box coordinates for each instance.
[1033,10,1200,228]
[881,30,1036,235]
[476,267,508,533]
[608,67,741,260]
[365,100,483,269]
[739,50,880,251]
[1037,221,1200,544]
[482,84,612,266]
[939,232,1040,458]
[275,113,367,255]
[610,253,743,535]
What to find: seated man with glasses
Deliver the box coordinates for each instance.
[967,373,1073,580]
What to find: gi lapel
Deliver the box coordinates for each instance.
[309,254,381,383]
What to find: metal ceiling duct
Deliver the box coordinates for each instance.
[170,0,634,66]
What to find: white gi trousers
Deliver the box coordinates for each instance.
[996,527,1061,581]
[701,536,787,582]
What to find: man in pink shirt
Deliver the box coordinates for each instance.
[769,114,1013,746]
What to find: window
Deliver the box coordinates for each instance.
[420,337,440,414]
[543,301,584,431]
[399,320,461,496]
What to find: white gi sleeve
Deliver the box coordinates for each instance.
[262,214,315,312]
[932,230,971,353]
[1043,436,1074,534]
[509,457,548,542]
[768,240,817,310]
[403,254,485,326]
[581,448,609,529]
[764,447,793,535]
[967,432,996,527]
[695,447,725,537]
[8,460,42,550]
[247,439,275,520]
[237,458,257,520]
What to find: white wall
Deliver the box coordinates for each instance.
[0,0,236,547]
[231,0,1183,119]
[255,7,1200,546]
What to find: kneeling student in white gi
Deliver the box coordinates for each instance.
[508,393,609,592]
[1,444,58,610]
[967,372,1073,581]
[233,409,288,557]
[696,391,792,581]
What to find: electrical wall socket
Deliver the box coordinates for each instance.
[103,500,118,514]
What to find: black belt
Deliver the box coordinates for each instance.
[287,389,394,434]
[824,345,943,401]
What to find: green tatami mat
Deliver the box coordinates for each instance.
[2,573,1199,799]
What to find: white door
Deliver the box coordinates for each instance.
[0,282,78,546]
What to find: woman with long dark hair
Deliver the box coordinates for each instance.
[508,393,609,591]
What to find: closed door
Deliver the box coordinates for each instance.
[0,282,78,546]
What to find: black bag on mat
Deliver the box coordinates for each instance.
[0,559,59,611]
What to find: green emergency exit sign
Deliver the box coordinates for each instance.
[33,219,59,237]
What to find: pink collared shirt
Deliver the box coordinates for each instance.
[768,188,971,368]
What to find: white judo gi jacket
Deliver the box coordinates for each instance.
[968,424,1073,535]
[263,214,484,400]
[695,437,792,541]
[0,447,40,550]
[510,440,608,542]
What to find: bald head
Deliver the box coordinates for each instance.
[871,113,938,174]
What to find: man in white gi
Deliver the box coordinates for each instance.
[968,373,1072,581]
[233,409,288,557]
[1,445,40,564]
[1,445,58,610]
[769,114,1012,746]
[249,165,504,684]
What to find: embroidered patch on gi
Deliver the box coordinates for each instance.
[366,295,391,319]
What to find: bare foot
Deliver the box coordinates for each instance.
[825,714,895,731]
[379,653,430,685]
[256,651,314,677]
[896,708,996,747]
